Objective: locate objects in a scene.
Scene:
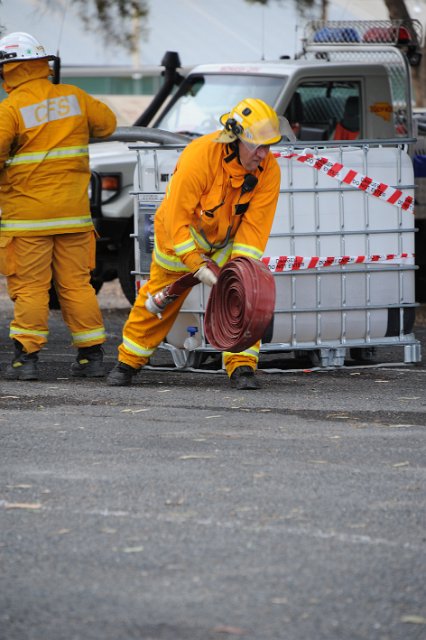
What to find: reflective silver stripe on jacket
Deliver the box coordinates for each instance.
[232,242,263,260]
[175,232,199,255]
[189,226,211,252]
[5,146,89,167]
[153,236,190,272]
[0,216,93,232]
[212,243,233,267]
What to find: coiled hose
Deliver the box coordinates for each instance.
[204,256,276,353]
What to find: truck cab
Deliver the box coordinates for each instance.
[153,60,398,142]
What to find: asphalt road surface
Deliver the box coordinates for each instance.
[1,279,425,640]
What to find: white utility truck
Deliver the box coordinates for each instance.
[88,19,426,308]
[89,19,424,368]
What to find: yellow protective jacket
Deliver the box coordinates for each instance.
[153,131,281,273]
[0,60,117,236]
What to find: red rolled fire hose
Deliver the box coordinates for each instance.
[204,256,276,353]
[154,256,276,352]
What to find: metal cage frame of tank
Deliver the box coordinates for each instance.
[130,139,421,372]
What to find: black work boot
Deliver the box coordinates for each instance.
[230,366,260,390]
[71,345,105,378]
[4,341,39,381]
[107,362,139,386]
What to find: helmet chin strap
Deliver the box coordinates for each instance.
[224,141,240,164]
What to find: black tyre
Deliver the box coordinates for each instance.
[117,233,136,305]
[49,285,61,310]
[415,220,426,303]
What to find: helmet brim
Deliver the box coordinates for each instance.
[0,53,56,66]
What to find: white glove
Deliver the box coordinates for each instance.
[194,264,218,287]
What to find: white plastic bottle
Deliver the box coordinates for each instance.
[184,326,200,351]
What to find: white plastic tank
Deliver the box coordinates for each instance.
[134,144,415,350]
[266,145,415,345]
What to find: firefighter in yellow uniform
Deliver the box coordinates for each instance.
[0,32,117,381]
[108,98,290,390]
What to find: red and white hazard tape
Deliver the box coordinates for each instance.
[273,150,415,214]
[262,252,414,272]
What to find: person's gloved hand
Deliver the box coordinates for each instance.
[194,264,218,287]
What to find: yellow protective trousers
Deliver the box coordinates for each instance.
[118,260,259,377]
[5,232,105,354]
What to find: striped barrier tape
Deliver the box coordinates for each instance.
[273,150,415,214]
[262,252,415,272]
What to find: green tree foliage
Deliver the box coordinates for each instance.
[0,0,149,52]
[72,0,149,52]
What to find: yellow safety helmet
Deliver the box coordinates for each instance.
[216,98,289,146]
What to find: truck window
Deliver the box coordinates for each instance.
[285,81,361,141]
[155,74,287,137]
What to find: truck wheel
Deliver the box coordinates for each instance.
[415,220,426,303]
[118,234,136,305]
[49,285,61,310]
